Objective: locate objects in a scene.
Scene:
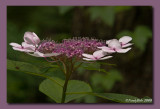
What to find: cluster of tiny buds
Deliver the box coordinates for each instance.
[50,37,105,58]
[37,40,56,54]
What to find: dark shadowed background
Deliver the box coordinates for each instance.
[7,6,152,103]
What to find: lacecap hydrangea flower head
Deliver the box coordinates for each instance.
[10,32,132,62]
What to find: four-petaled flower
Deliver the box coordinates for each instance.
[82,50,112,61]
[98,36,132,53]
[10,32,60,57]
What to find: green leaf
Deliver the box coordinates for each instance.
[58,6,74,15]
[7,59,41,74]
[134,26,152,51]
[88,6,115,27]
[66,92,141,103]
[39,78,92,103]
[39,77,64,103]
[75,95,97,103]
[83,95,97,103]
[7,59,60,75]
[7,59,63,87]
[65,80,92,103]
[91,93,139,103]
[92,93,152,103]
[141,96,152,103]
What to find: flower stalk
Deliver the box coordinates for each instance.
[61,73,70,103]
[61,60,74,103]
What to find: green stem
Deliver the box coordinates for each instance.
[61,59,83,103]
[61,75,70,103]
[61,59,74,103]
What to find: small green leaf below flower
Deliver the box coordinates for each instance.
[39,77,92,103]
[39,77,64,103]
[65,80,92,103]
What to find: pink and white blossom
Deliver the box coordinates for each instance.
[82,50,112,61]
[98,36,132,53]
[10,32,60,58]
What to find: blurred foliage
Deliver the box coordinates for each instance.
[88,7,115,27]
[58,6,75,15]
[115,6,133,13]
[7,6,152,103]
[117,26,152,51]
[91,70,123,92]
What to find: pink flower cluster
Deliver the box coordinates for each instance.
[10,32,133,61]
[54,37,105,58]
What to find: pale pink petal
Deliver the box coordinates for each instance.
[21,42,35,52]
[108,39,121,49]
[22,42,35,49]
[93,50,106,58]
[10,43,21,48]
[119,36,132,44]
[24,32,35,45]
[97,46,107,49]
[27,51,44,57]
[82,53,94,59]
[27,51,60,57]
[122,43,133,48]
[99,56,113,60]
[22,42,28,47]
[24,48,35,52]
[24,32,40,45]
[106,40,111,44]
[13,47,34,52]
[32,32,40,44]
[83,58,96,61]
[12,47,25,52]
[116,48,131,53]
[22,42,35,48]
[101,47,116,53]
[98,46,108,49]
[43,53,60,57]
